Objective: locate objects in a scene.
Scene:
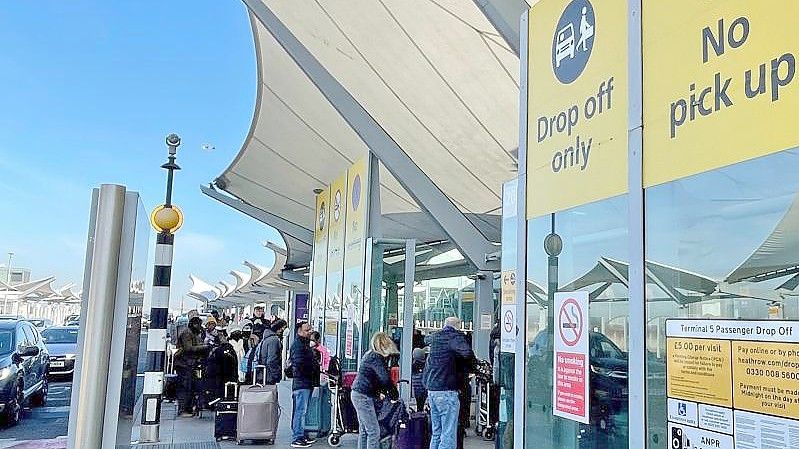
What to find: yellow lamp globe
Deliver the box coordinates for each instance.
[150,205,183,233]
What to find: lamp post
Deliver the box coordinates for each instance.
[4,252,14,314]
[140,134,184,443]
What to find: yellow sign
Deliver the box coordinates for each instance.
[344,157,368,270]
[667,337,733,408]
[310,188,330,331]
[732,341,799,420]
[526,0,628,218]
[150,205,183,234]
[501,270,517,305]
[327,172,348,270]
[314,188,330,244]
[643,2,799,187]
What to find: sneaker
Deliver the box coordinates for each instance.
[304,437,317,444]
[291,440,312,448]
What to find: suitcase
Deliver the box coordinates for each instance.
[215,382,238,441]
[163,374,178,402]
[237,366,279,445]
[394,411,430,449]
[305,384,332,436]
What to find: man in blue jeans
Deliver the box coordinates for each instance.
[290,322,320,448]
[423,317,476,449]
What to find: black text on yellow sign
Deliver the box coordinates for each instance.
[668,17,795,139]
[643,1,799,187]
[536,77,616,173]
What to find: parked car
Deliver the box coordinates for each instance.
[0,318,49,426]
[28,319,53,330]
[41,326,78,379]
[63,314,80,326]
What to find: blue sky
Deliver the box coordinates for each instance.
[0,1,281,310]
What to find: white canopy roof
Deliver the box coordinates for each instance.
[214,0,521,268]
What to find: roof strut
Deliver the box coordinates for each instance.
[242,0,500,272]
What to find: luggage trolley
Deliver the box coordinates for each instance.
[474,359,497,441]
[327,358,359,447]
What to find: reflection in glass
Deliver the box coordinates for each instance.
[526,195,629,449]
[644,150,799,448]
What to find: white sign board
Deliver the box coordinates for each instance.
[553,291,590,424]
[500,305,516,353]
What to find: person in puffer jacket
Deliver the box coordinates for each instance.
[351,332,399,449]
[423,317,476,449]
[256,324,283,385]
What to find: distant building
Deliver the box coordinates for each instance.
[0,266,31,286]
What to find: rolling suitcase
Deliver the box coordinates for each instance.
[394,411,431,449]
[214,382,238,441]
[163,374,178,402]
[237,366,279,445]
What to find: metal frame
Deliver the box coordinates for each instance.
[627,0,646,447]
[201,183,313,246]
[241,0,499,273]
[471,0,529,56]
[513,10,529,449]
[400,239,416,404]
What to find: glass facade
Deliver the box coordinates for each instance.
[525,197,629,449]
[644,150,799,447]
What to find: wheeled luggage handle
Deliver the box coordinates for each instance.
[225,381,238,400]
[252,365,269,386]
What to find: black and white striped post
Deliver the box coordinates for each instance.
[141,134,183,443]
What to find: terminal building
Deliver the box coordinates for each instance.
[193,2,798,449]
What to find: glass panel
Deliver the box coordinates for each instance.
[525,195,629,449]
[645,149,799,448]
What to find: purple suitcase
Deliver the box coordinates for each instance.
[394,411,430,449]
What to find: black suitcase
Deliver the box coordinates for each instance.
[163,374,178,402]
[215,382,238,441]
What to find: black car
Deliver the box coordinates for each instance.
[0,319,49,425]
[41,326,78,378]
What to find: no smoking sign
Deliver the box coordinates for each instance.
[558,298,584,347]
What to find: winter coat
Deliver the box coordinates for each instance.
[174,328,207,370]
[289,336,320,391]
[256,328,283,385]
[353,351,398,399]
[423,326,476,391]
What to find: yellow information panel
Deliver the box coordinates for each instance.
[324,172,348,354]
[526,0,628,218]
[667,338,733,408]
[643,1,799,187]
[666,320,799,448]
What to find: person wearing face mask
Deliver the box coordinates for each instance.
[174,317,210,417]
[309,331,331,382]
[256,320,286,385]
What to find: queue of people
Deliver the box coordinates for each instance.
[171,310,476,449]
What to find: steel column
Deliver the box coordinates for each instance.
[400,239,416,404]
[513,10,530,449]
[627,0,646,447]
[473,272,494,361]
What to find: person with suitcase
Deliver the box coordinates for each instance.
[256,321,283,385]
[289,322,320,448]
[174,316,210,417]
[206,332,239,404]
[351,332,399,449]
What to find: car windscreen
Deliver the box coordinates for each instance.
[42,328,79,344]
[0,331,13,355]
[29,320,44,327]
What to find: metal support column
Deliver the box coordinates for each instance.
[400,239,416,404]
[69,184,126,449]
[473,271,494,361]
[513,11,530,449]
[627,0,646,447]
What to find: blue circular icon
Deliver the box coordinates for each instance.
[552,0,595,84]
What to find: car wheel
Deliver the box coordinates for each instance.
[5,382,23,426]
[31,376,48,407]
